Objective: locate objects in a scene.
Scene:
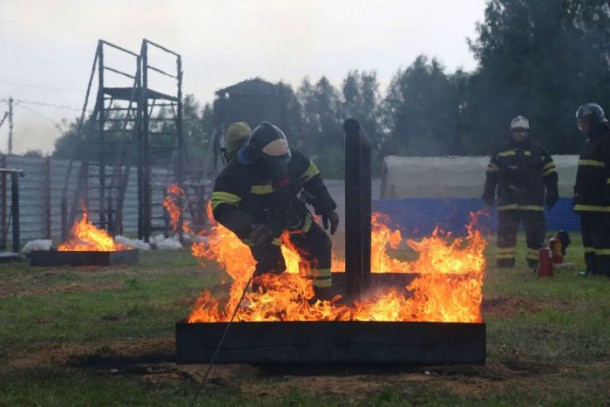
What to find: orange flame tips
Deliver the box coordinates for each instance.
[186,210,486,324]
[58,209,125,252]
[163,184,184,232]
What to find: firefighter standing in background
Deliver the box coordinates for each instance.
[221,122,251,164]
[211,121,339,297]
[574,103,610,277]
[482,116,559,270]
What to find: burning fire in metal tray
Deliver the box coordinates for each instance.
[166,185,486,324]
[58,209,126,252]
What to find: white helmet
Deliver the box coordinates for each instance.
[510,115,529,131]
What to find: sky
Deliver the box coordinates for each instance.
[0,0,487,155]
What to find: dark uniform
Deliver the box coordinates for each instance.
[573,120,610,276]
[211,149,337,289]
[483,139,558,268]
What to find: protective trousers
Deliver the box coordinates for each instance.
[249,221,332,289]
[496,210,545,269]
[580,212,610,276]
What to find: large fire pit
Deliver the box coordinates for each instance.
[31,209,139,267]
[176,321,485,365]
[175,119,486,366]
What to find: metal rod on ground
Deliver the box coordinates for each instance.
[189,276,253,407]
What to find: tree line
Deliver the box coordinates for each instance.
[53,0,610,178]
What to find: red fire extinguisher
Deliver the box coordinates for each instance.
[549,235,563,264]
[538,247,554,277]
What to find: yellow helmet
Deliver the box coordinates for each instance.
[224,122,252,160]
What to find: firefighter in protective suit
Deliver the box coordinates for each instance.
[482,116,559,270]
[211,122,339,297]
[221,122,251,164]
[574,103,610,276]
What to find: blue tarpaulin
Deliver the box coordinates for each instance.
[372,198,579,237]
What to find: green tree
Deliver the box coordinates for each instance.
[467,0,610,154]
[342,70,384,174]
[342,70,382,147]
[382,55,462,156]
[297,76,344,178]
[53,118,84,159]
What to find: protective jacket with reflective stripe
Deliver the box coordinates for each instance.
[212,150,336,239]
[483,139,557,210]
[573,123,610,212]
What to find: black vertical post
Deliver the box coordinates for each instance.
[11,172,19,253]
[61,197,68,241]
[8,97,13,155]
[141,42,151,243]
[98,42,106,228]
[45,157,51,239]
[1,155,7,251]
[344,118,372,299]
[136,52,144,240]
[107,195,114,235]
[176,55,185,241]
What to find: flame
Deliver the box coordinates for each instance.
[186,210,485,323]
[58,209,125,252]
[165,183,486,323]
[163,184,184,232]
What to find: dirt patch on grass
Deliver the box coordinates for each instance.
[3,337,609,403]
[482,295,547,318]
[176,358,609,403]
[0,281,125,298]
[1,338,173,372]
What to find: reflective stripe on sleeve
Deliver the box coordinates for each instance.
[211,191,241,209]
[300,161,320,183]
[578,159,605,168]
[497,150,516,158]
[542,162,556,176]
[302,213,313,233]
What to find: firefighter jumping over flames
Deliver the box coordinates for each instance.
[482,115,559,270]
[211,121,339,298]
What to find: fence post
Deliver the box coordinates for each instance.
[61,197,68,242]
[45,157,52,239]
[0,155,6,251]
[11,172,20,253]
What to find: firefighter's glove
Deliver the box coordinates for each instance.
[322,210,339,235]
[545,190,559,210]
[247,223,275,246]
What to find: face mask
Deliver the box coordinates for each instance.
[259,155,289,181]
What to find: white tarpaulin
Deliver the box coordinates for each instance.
[381,155,579,199]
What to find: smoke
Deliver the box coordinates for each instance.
[0,117,60,155]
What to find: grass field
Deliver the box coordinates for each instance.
[1,233,609,406]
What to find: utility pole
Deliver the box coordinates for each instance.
[8,97,13,155]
